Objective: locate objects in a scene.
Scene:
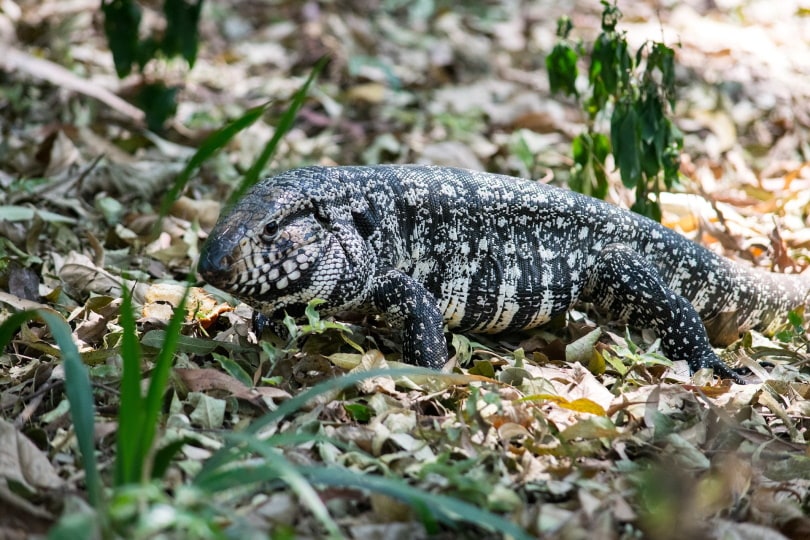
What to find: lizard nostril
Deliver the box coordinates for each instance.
[198,243,235,283]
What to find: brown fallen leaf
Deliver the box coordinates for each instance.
[58,251,148,301]
[0,419,63,491]
[0,291,57,314]
[703,310,742,347]
[174,368,289,410]
[345,82,386,104]
[690,453,752,521]
[170,196,222,231]
[142,283,232,327]
[768,225,803,273]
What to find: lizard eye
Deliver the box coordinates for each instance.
[262,220,279,240]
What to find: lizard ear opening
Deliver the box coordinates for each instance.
[351,208,375,239]
[311,202,331,229]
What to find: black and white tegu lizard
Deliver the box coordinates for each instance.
[198,165,809,382]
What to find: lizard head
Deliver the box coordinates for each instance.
[198,168,374,319]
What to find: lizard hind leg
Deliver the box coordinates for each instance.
[581,243,745,382]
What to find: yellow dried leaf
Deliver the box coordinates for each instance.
[346,83,386,104]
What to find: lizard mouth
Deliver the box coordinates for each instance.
[212,236,324,302]
[198,223,245,288]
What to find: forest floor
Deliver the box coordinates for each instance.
[1,0,810,538]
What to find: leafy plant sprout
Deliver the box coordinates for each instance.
[546,1,682,221]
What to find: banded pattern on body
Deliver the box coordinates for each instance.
[198,165,810,381]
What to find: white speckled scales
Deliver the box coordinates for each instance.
[198,165,809,380]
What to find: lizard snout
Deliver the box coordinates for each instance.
[197,247,230,285]
[198,232,241,287]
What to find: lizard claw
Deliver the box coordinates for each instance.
[697,354,749,384]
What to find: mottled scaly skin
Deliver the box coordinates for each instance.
[198,165,809,381]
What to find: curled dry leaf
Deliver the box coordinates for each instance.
[353,350,396,395]
[68,296,122,345]
[498,421,530,442]
[174,368,289,411]
[0,290,55,313]
[57,251,148,301]
[0,419,63,491]
[170,196,222,231]
[142,283,232,327]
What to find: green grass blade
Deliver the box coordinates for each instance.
[247,367,430,435]
[40,311,103,507]
[1,311,102,506]
[136,287,189,474]
[157,103,269,219]
[195,433,355,490]
[192,460,343,538]
[195,443,343,538]
[299,466,534,540]
[195,367,434,482]
[0,311,40,348]
[228,57,327,206]
[189,366,531,538]
[256,448,343,539]
[151,437,197,480]
[115,286,145,485]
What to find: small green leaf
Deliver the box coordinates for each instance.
[151,437,197,479]
[137,82,178,132]
[135,36,160,71]
[546,43,579,97]
[640,140,661,179]
[603,351,628,376]
[572,132,589,166]
[600,1,622,32]
[141,330,220,355]
[639,90,662,144]
[589,33,617,101]
[592,132,610,161]
[102,0,141,78]
[282,313,300,344]
[344,403,372,422]
[775,330,793,342]
[0,205,78,224]
[188,392,226,429]
[212,352,254,388]
[558,415,618,442]
[554,15,573,39]
[468,360,496,378]
[304,298,326,326]
[161,0,204,67]
[649,42,677,107]
[565,328,602,365]
[610,99,642,189]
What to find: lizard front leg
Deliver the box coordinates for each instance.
[581,243,745,383]
[369,268,448,369]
